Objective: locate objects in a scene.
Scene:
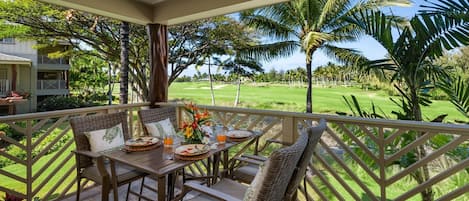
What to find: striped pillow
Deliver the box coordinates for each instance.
[145,118,176,138]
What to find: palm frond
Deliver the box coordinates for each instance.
[242,40,299,62]
[317,0,352,29]
[347,10,395,51]
[420,0,469,20]
[320,44,368,66]
[240,11,296,40]
[412,14,469,59]
[437,76,469,118]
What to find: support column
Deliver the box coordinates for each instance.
[11,64,17,91]
[147,23,168,107]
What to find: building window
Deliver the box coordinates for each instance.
[0,69,7,80]
[0,38,15,44]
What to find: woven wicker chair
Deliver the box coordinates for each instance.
[175,131,309,201]
[70,112,147,201]
[231,119,327,200]
[138,106,178,136]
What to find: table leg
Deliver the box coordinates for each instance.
[207,157,212,186]
[222,150,229,177]
[109,160,119,201]
[157,176,166,201]
[212,153,221,185]
[167,173,175,200]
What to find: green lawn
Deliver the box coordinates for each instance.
[168,82,467,122]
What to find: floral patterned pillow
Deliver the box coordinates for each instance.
[145,118,176,138]
[85,123,125,153]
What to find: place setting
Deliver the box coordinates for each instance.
[122,136,161,152]
[173,144,211,161]
[226,130,254,142]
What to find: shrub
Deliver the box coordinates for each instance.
[37,96,100,112]
[0,123,24,144]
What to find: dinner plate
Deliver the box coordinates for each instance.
[175,144,210,156]
[125,137,159,147]
[227,130,253,138]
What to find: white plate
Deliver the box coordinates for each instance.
[175,144,210,156]
[227,130,253,138]
[125,137,159,147]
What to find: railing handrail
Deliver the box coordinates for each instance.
[36,79,68,90]
[158,102,469,135]
[37,55,69,65]
[1,102,468,135]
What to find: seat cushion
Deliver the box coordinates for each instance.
[186,179,248,201]
[82,163,145,184]
[231,164,259,183]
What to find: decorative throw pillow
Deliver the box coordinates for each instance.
[145,118,176,138]
[84,123,125,153]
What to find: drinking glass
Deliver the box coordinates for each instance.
[163,146,174,160]
[216,131,227,144]
[163,134,174,147]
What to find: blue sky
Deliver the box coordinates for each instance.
[183,0,425,76]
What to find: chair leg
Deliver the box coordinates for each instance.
[102,182,110,201]
[76,178,80,201]
[138,177,145,201]
[126,181,132,201]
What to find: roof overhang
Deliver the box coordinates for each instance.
[38,0,289,25]
[0,53,32,65]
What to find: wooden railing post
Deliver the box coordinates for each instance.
[26,120,33,201]
[282,116,296,144]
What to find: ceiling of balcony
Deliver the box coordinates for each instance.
[38,0,288,25]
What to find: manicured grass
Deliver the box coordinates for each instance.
[168,82,467,122]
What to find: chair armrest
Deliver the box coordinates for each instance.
[73,150,101,158]
[241,154,268,162]
[266,139,292,146]
[72,150,109,177]
[184,181,242,201]
[233,156,264,166]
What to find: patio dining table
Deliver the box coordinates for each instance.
[103,131,263,201]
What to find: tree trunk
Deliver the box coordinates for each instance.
[411,88,434,201]
[108,62,112,105]
[306,60,312,113]
[234,72,241,107]
[119,21,129,104]
[208,57,216,105]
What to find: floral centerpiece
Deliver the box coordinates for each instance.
[179,103,211,144]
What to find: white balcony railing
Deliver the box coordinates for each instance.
[0,79,10,97]
[37,55,69,65]
[37,80,67,90]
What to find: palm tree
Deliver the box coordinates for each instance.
[241,0,409,112]
[348,1,469,200]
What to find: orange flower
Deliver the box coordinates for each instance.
[185,127,193,138]
[195,113,202,120]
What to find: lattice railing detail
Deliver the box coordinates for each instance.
[0,103,467,201]
[0,104,146,200]
[300,118,469,201]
